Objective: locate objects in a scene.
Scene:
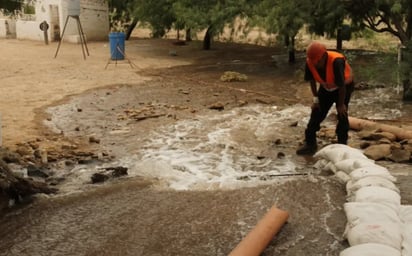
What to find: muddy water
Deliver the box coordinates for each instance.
[0,177,347,256]
[1,84,411,255]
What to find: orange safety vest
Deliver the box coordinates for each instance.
[307,51,353,91]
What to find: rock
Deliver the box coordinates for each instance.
[0,159,57,204]
[277,152,285,159]
[359,130,397,141]
[387,149,411,163]
[15,145,33,157]
[89,136,100,144]
[104,166,128,177]
[91,173,110,183]
[0,148,21,164]
[91,166,128,183]
[27,165,49,178]
[208,102,224,111]
[289,121,298,127]
[363,144,392,160]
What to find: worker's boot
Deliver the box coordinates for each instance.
[296,143,318,155]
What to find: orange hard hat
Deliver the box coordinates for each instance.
[306,42,327,64]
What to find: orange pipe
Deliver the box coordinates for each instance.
[229,206,289,256]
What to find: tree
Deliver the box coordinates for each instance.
[308,0,347,50]
[345,0,412,45]
[253,0,310,63]
[344,0,412,100]
[0,0,23,14]
[133,0,177,38]
[108,0,138,40]
[173,0,254,50]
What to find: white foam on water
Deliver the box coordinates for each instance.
[56,104,312,192]
[119,104,311,190]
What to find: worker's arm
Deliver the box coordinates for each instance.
[304,63,320,108]
[334,58,347,117]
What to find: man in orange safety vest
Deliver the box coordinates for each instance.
[296,41,355,155]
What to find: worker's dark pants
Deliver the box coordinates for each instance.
[305,83,354,145]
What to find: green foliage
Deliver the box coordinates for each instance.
[23,3,35,14]
[344,0,412,44]
[307,0,345,37]
[351,51,399,86]
[108,0,137,33]
[133,0,176,38]
[0,0,23,15]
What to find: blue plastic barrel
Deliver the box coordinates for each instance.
[109,32,125,60]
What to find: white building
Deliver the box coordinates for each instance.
[0,0,109,42]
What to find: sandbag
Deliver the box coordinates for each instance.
[351,186,401,212]
[346,222,402,250]
[334,158,376,175]
[313,159,337,173]
[344,202,401,226]
[314,144,367,164]
[402,223,412,256]
[349,166,396,183]
[346,176,400,197]
[400,205,412,223]
[401,206,412,256]
[340,243,401,256]
[336,171,351,184]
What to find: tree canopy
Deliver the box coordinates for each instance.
[0,0,23,14]
[344,0,412,45]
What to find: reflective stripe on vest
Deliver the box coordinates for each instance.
[307,51,353,91]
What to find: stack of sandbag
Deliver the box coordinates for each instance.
[313,144,412,256]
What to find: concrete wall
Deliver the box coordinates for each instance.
[0,18,16,38]
[16,20,45,41]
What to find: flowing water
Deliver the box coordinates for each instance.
[0,85,411,255]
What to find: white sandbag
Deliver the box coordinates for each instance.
[314,144,367,163]
[346,222,402,250]
[336,171,351,184]
[351,186,401,212]
[401,223,412,256]
[334,158,376,174]
[400,205,412,223]
[346,176,400,197]
[313,159,337,173]
[340,243,401,256]
[400,206,412,256]
[349,166,396,183]
[344,202,401,226]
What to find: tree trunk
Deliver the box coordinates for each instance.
[403,79,412,100]
[125,18,138,40]
[185,28,192,42]
[285,35,295,63]
[337,28,343,51]
[400,41,412,101]
[203,26,212,50]
[288,37,295,63]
